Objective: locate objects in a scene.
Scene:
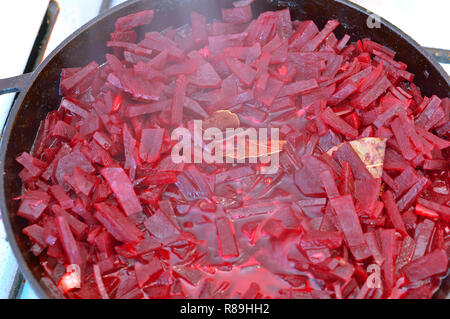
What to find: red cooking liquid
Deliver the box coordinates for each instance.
[15,3,450,299]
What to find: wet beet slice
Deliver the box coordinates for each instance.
[101,167,142,216]
[216,216,239,258]
[94,202,143,243]
[14,2,450,299]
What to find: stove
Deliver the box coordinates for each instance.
[0,0,448,299]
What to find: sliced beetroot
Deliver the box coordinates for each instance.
[17,191,51,222]
[330,195,370,261]
[55,216,82,266]
[139,128,164,163]
[14,3,450,300]
[61,62,98,94]
[50,184,74,210]
[224,55,257,87]
[417,198,450,223]
[101,167,142,216]
[23,224,47,248]
[321,108,358,139]
[135,259,163,288]
[171,75,187,125]
[191,11,208,45]
[55,150,95,187]
[396,177,430,212]
[188,62,222,88]
[144,209,180,245]
[216,216,239,258]
[173,267,205,286]
[381,190,407,236]
[403,249,448,282]
[115,10,154,32]
[299,230,343,250]
[222,5,253,24]
[379,229,396,292]
[94,202,143,243]
[52,205,88,238]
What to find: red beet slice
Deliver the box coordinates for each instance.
[135,259,163,288]
[381,190,407,236]
[321,108,358,139]
[17,191,51,222]
[299,230,343,250]
[144,209,180,245]
[216,216,239,258]
[101,167,142,216]
[330,195,370,261]
[55,216,82,266]
[222,5,253,24]
[403,249,448,282]
[115,10,154,32]
[94,202,143,243]
[139,128,164,163]
[14,3,450,299]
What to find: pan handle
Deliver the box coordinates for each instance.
[0,73,33,95]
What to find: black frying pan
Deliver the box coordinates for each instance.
[0,0,448,299]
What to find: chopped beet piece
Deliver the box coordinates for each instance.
[320,170,340,198]
[55,216,82,266]
[321,108,358,139]
[52,205,88,238]
[396,177,430,212]
[14,4,450,299]
[171,75,187,125]
[330,195,370,261]
[191,11,208,45]
[61,62,98,94]
[295,155,332,196]
[94,202,143,243]
[55,150,94,187]
[262,219,286,238]
[101,167,142,216]
[144,210,180,245]
[299,230,343,250]
[16,152,46,178]
[23,224,47,248]
[403,249,448,282]
[188,62,222,89]
[412,219,435,260]
[354,178,380,216]
[50,184,74,210]
[17,191,51,222]
[173,267,205,286]
[222,5,253,24]
[135,259,163,288]
[139,128,164,163]
[225,56,257,87]
[339,162,354,196]
[417,198,450,223]
[302,20,339,52]
[216,216,239,258]
[115,10,154,32]
[381,191,407,236]
[278,79,318,97]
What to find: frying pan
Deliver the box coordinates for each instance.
[0,0,448,299]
